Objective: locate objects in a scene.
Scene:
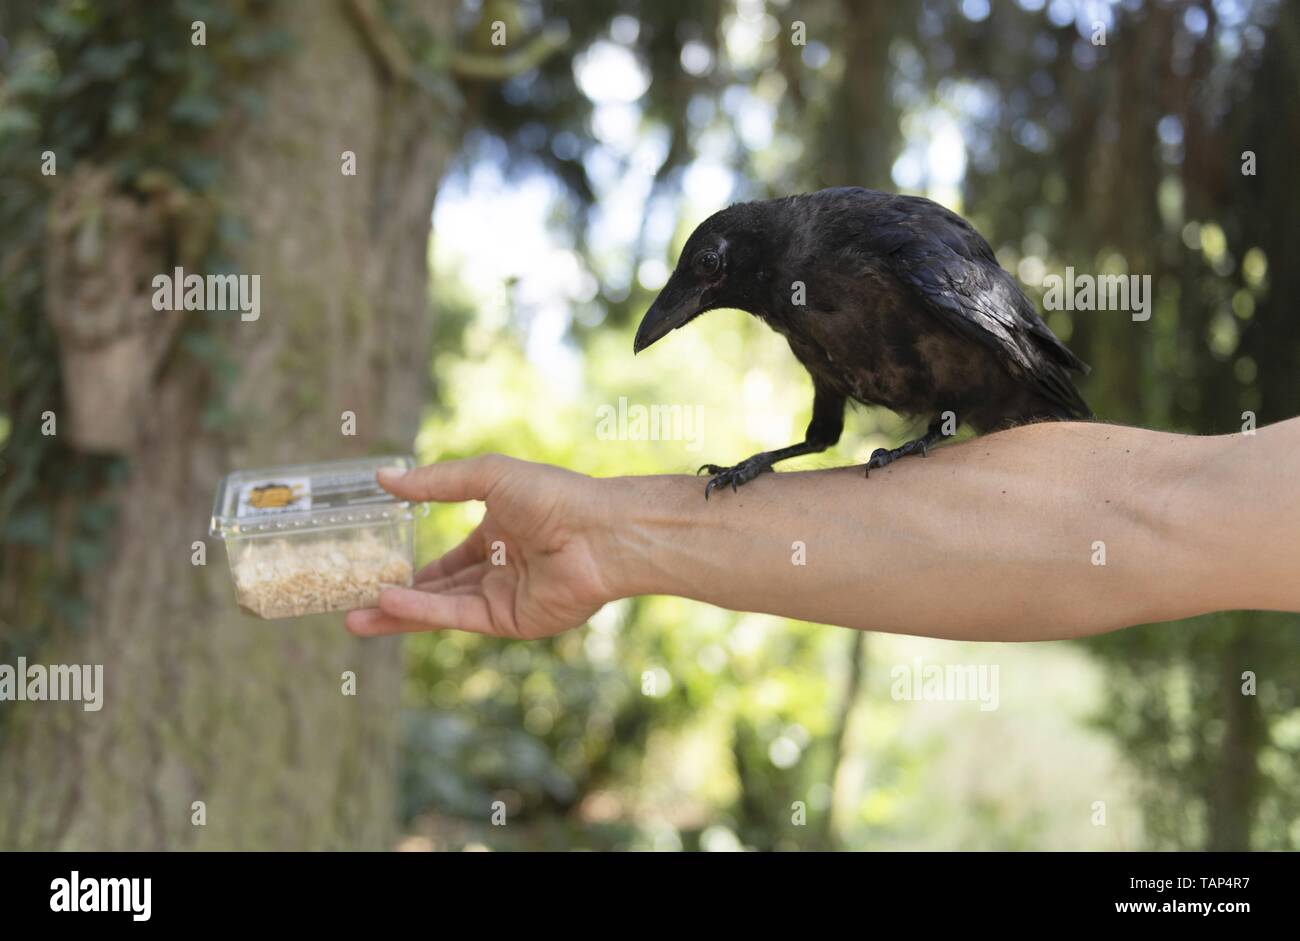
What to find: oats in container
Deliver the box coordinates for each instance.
[210,456,426,619]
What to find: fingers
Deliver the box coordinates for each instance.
[358,586,497,635]
[414,526,487,582]
[356,455,515,637]
[415,561,488,593]
[345,587,497,637]
[345,607,434,637]
[377,454,511,504]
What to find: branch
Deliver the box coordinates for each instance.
[450,26,568,81]
[345,0,416,84]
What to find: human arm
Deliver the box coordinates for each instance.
[345,418,1300,641]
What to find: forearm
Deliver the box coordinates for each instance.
[599,420,1300,641]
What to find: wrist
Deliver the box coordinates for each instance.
[588,474,690,602]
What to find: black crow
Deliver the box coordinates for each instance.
[633,187,1092,498]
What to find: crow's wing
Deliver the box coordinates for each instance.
[868,195,1092,419]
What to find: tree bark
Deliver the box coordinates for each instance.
[0,1,455,850]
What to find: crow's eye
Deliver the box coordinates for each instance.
[697,250,721,276]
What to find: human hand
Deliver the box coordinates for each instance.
[345,455,617,639]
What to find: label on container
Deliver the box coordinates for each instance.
[235,467,397,518]
[237,477,311,517]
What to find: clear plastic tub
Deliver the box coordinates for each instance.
[209,455,425,619]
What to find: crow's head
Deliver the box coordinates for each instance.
[633,203,770,353]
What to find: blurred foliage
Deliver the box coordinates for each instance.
[402,302,854,849]
[400,0,1298,851]
[915,0,1299,851]
[399,258,1133,851]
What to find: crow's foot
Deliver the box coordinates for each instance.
[698,455,774,499]
[863,434,936,478]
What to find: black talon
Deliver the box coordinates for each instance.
[698,454,777,499]
[862,423,946,477]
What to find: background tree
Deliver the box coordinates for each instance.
[0,0,464,850]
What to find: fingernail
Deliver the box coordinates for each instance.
[377,467,406,484]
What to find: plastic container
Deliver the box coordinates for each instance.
[209,455,425,619]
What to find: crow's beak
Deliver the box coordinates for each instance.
[634,280,705,354]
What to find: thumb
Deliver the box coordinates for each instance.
[377,454,511,504]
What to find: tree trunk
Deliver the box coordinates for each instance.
[0,1,455,850]
[1206,623,1263,851]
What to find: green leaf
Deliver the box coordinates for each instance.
[1,507,51,546]
[0,108,39,139]
[109,98,140,135]
[169,93,223,128]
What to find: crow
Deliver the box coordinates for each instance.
[633,187,1092,498]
